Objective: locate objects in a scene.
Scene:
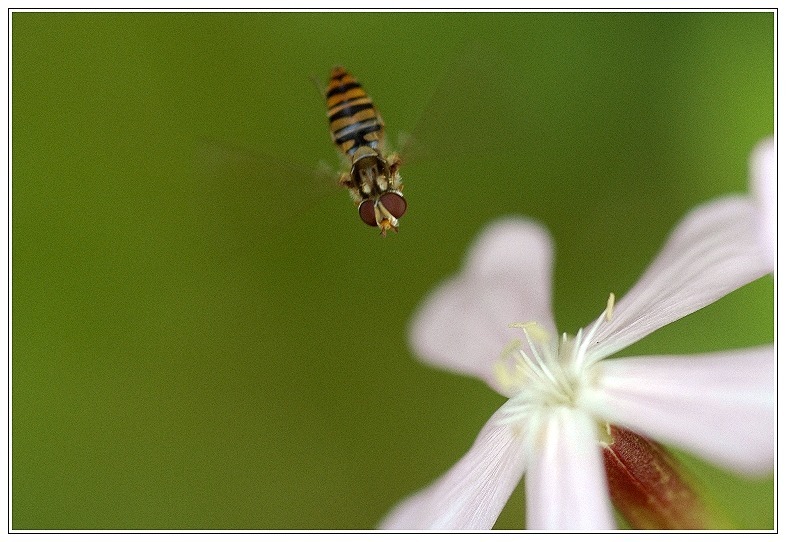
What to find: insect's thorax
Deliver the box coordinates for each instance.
[349,147,399,200]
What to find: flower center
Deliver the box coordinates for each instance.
[493,294,615,427]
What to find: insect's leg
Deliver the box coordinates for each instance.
[387,153,402,175]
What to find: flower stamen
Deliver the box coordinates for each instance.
[605,292,616,321]
[572,294,616,371]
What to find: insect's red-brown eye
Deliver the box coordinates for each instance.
[379,192,407,219]
[358,199,377,227]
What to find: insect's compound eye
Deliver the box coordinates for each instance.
[379,192,407,219]
[358,199,377,227]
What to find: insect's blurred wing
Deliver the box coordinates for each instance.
[193,139,341,240]
[398,42,531,166]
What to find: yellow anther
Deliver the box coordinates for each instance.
[605,293,616,322]
[493,361,515,393]
[509,321,550,343]
[598,422,614,446]
[498,338,523,359]
[494,361,527,395]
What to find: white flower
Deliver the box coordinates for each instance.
[749,136,775,271]
[380,196,773,530]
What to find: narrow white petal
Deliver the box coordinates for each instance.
[580,346,774,475]
[379,407,527,530]
[750,136,775,270]
[410,218,557,394]
[526,407,616,530]
[588,196,770,362]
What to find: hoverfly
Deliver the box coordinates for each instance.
[198,44,522,241]
[324,66,407,236]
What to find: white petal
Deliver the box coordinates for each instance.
[580,346,774,475]
[587,196,771,362]
[410,218,556,394]
[750,136,775,270]
[525,407,616,530]
[378,408,527,530]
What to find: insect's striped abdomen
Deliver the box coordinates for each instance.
[326,67,385,156]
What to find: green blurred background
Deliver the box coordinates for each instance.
[13,12,774,530]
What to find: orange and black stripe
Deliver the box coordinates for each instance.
[326,67,385,156]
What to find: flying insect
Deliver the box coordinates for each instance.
[324,66,407,236]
